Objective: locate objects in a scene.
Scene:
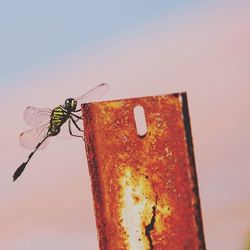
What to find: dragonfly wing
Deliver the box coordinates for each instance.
[76,83,109,109]
[23,106,52,127]
[20,122,51,150]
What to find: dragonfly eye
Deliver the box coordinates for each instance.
[65,98,74,110]
[71,100,77,110]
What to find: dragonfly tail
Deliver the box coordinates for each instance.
[13,135,50,182]
[13,162,27,181]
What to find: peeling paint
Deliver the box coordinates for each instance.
[145,194,158,250]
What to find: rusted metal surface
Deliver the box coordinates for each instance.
[82,93,206,250]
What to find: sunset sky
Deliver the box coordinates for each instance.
[0,1,249,250]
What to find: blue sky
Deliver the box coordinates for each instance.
[0,0,196,83]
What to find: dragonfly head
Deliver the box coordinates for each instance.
[65,98,77,111]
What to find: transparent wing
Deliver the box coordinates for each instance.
[23,106,52,127]
[20,121,51,150]
[75,83,109,109]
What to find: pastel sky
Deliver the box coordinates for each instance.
[0,1,249,250]
[0,0,197,83]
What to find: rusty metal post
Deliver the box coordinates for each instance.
[82,93,206,250]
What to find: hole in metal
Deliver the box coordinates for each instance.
[133,105,148,137]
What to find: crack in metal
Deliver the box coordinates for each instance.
[145,194,158,250]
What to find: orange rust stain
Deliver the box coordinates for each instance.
[132,194,140,204]
[82,93,205,250]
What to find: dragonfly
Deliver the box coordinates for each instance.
[13,83,109,181]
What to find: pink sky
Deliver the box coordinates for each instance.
[0,2,249,249]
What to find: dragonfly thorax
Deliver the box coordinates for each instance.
[47,105,70,137]
[64,98,77,111]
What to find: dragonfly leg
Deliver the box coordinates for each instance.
[74,109,81,112]
[70,116,84,132]
[71,113,82,120]
[68,119,84,140]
